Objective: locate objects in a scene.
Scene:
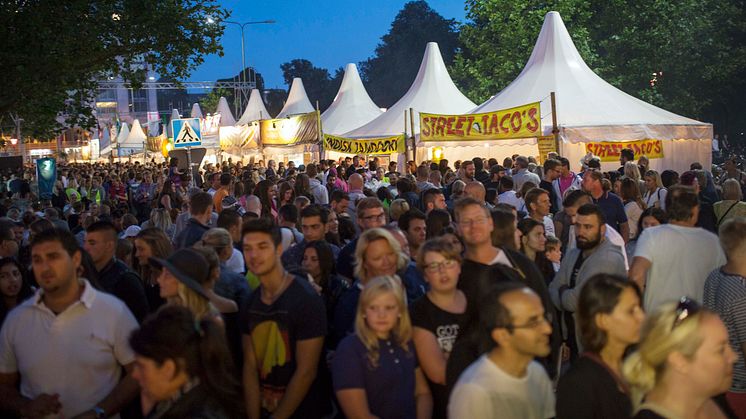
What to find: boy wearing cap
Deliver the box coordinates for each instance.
[241,218,328,419]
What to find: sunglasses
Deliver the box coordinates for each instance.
[672,297,701,331]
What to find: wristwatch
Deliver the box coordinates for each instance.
[92,406,106,418]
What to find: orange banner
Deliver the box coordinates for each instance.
[585,139,664,162]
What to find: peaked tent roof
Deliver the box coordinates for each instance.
[237,89,271,125]
[344,42,476,138]
[116,122,130,144]
[191,103,203,119]
[276,78,315,118]
[321,63,383,135]
[121,119,147,147]
[216,97,236,126]
[471,11,708,141]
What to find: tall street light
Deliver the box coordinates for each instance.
[218,19,276,110]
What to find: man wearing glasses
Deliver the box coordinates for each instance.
[336,197,387,280]
[449,283,555,419]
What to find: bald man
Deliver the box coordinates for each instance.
[464,181,487,204]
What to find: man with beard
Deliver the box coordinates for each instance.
[548,204,626,357]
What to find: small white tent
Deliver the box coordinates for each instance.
[321,63,382,135]
[120,119,147,149]
[191,103,203,119]
[237,89,271,125]
[344,42,476,140]
[216,97,236,127]
[276,78,315,118]
[115,122,130,145]
[167,109,180,137]
[471,11,712,172]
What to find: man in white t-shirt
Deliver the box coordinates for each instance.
[449,283,555,419]
[524,187,556,238]
[630,185,726,311]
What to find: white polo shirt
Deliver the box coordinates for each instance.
[0,279,138,418]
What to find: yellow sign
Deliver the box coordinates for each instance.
[420,102,541,142]
[323,134,405,155]
[260,112,319,146]
[585,139,664,162]
[537,136,557,164]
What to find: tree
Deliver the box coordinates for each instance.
[0,1,229,139]
[451,0,598,104]
[360,1,460,108]
[280,59,337,111]
[199,88,231,115]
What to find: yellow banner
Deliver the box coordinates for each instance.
[420,102,541,141]
[586,139,664,162]
[323,134,405,155]
[537,136,557,164]
[260,112,319,146]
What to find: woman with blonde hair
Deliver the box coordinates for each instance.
[714,179,746,227]
[643,170,668,210]
[620,178,647,239]
[389,198,410,226]
[623,298,737,418]
[625,161,645,191]
[333,276,432,419]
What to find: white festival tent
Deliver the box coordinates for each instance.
[236,89,271,125]
[276,78,315,118]
[470,11,712,173]
[119,119,147,150]
[221,90,267,155]
[115,122,130,148]
[216,97,236,127]
[190,103,204,119]
[167,109,181,137]
[343,42,476,163]
[321,63,383,135]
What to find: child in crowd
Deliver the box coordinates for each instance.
[545,235,562,273]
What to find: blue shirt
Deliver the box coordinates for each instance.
[593,192,628,233]
[333,335,417,419]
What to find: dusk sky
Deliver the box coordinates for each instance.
[189,0,467,90]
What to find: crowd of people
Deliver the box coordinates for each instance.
[0,147,745,419]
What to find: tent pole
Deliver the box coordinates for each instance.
[409,108,416,163]
[550,91,560,153]
[316,101,324,163]
[403,110,409,164]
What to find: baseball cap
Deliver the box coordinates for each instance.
[120,225,141,239]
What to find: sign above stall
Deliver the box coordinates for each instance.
[420,102,541,142]
[323,134,405,155]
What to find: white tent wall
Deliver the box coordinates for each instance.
[237,89,271,125]
[415,139,538,167]
[276,78,315,118]
[191,103,204,119]
[321,63,383,135]
[216,97,236,126]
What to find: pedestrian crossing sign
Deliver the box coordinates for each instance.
[171,118,202,148]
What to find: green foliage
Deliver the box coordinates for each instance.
[0,0,229,139]
[199,88,231,115]
[361,0,460,108]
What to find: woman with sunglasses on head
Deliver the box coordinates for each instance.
[556,274,644,419]
[623,297,737,419]
[332,276,432,419]
[410,238,468,419]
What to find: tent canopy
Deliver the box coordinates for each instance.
[321,63,383,135]
[191,103,203,119]
[344,42,476,138]
[121,119,147,147]
[276,78,315,118]
[471,11,710,142]
[115,122,130,144]
[216,97,236,126]
[237,89,271,125]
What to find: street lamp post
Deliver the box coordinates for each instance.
[221,19,275,111]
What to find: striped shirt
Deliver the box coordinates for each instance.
[704,268,746,392]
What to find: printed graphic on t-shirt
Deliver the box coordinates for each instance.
[251,320,292,412]
[436,323,460,353]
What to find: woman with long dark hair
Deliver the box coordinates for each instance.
[134,228,173,312]
[278,181,295,208]
[517,218,554,285]
[129,305,244,418]
[255,179,278,220]
[556,274,644,418]
[301,240,349,323]
[0,258,33,327]
[294,173,313,203]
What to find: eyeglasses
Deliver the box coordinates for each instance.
[672,297,700,331]
[423,259,459,273]
[501,313,551,333]
[458,217,489,227]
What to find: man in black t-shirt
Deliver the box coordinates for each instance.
[241,218,328,419]
[539,159,561,215]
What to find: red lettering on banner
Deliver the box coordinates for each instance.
[454,117,466,136]
[465,116,475,136]
[654,141,662,153]
[421,117,431,137]
[436,117,447,136]
[446,117,456,136]
[526,107,539,133]
[510,112,522,133]
[489,114,499,135]
[500,113,511,134]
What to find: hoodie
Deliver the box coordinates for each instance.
[308,177,329,204]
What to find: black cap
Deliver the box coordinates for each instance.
[149,249,209,299]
